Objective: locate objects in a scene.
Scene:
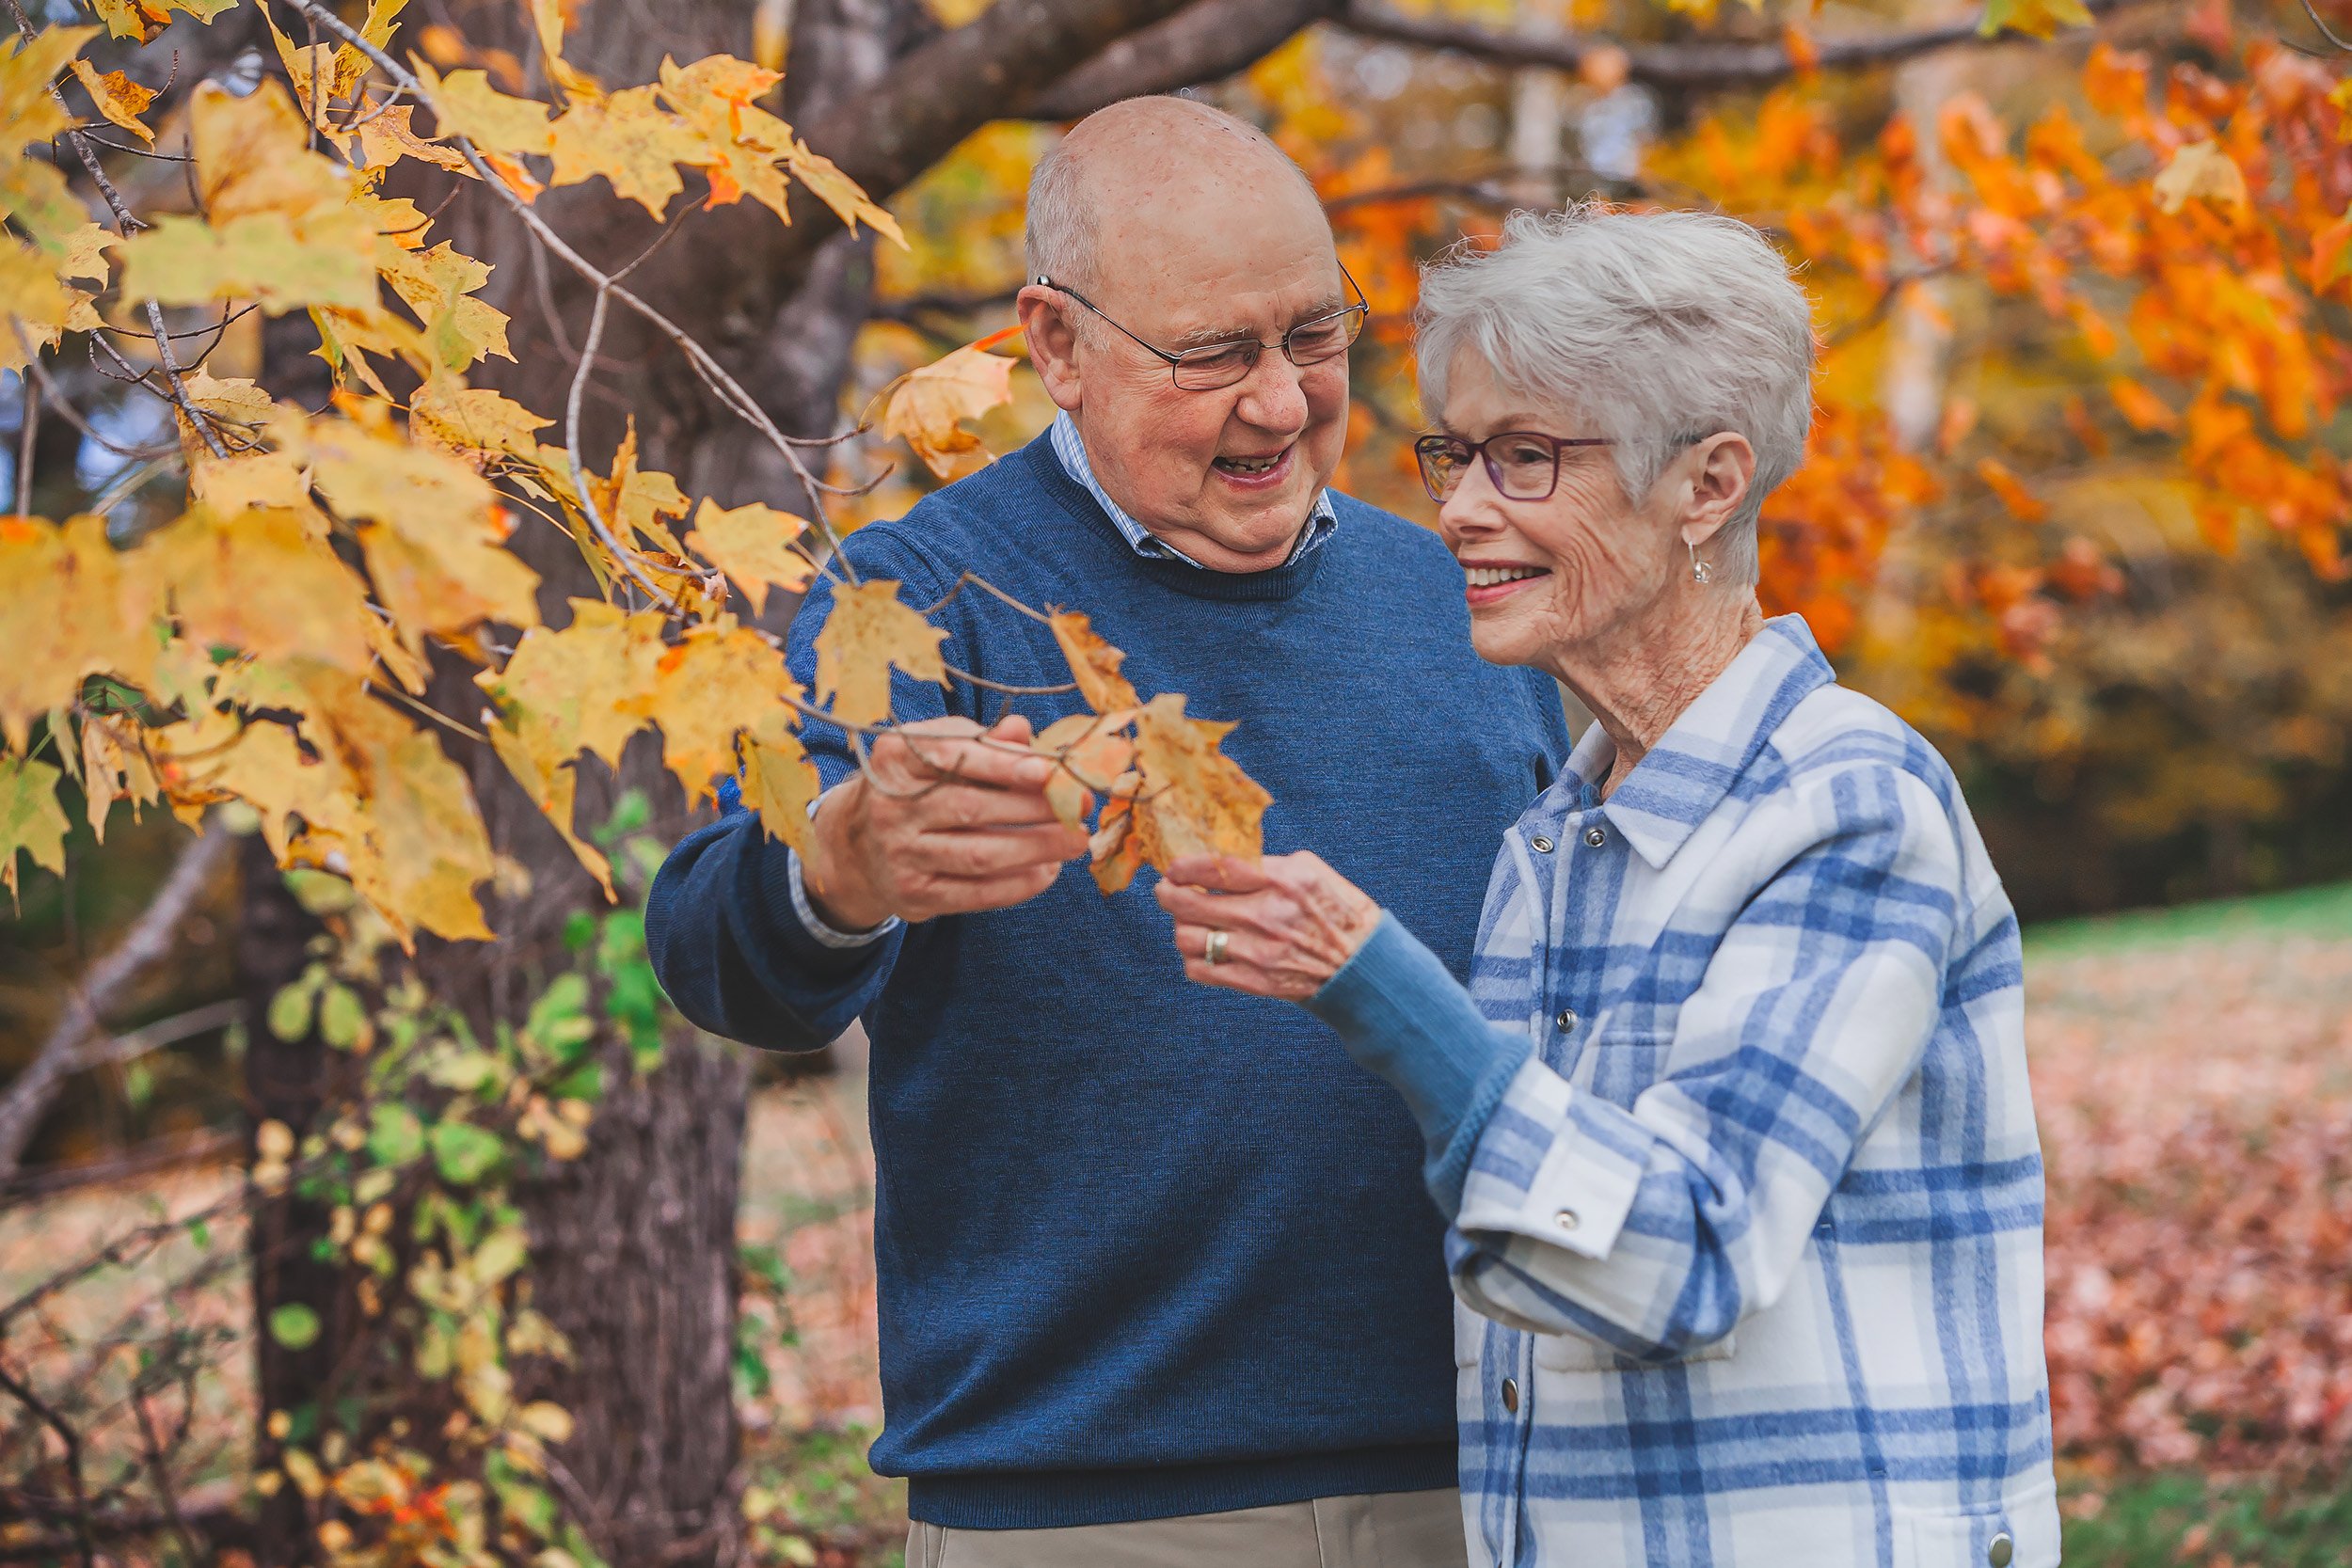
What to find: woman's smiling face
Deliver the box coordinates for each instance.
[1433,352,1680,673]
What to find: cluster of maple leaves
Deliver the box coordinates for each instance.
[0,0,1270,942]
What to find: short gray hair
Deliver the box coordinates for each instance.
[1415,206,1817,586]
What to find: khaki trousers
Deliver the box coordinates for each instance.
[906,1487,1469,1568]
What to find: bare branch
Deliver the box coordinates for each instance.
[0,1360,96,1568]
[0,829,234,1177]
[1024,0,1343,119]
[1333,0,2137,90]
[768,0,1204,280]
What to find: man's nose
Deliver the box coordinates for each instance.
[1231,351,1311,436]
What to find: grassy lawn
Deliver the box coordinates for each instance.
[2024,879,2352,959]
[2065,1470,2352,1566]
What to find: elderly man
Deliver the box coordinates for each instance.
[645,98,1569,1568]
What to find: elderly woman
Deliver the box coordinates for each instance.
[1155,208,2058,1568]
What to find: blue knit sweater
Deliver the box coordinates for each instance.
[644,434,1570,1528]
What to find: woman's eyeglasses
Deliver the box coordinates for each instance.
[1032,267,1370,392]
[1413,430,1615,504]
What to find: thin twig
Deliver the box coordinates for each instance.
[0,1360,96,1568]
[129,1388,204,1568]
[564,288,679,610]
[941,664,1077,695]
[2302,0,2352,50]
[917,569,1055,624]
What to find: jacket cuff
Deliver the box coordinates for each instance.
[744,829,898,980]
[1306,911,1532,1217]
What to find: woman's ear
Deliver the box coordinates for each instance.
[1677,432,1756,553]
[1016,286,1086,413]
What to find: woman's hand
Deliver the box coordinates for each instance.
[1154,852,1384,1001]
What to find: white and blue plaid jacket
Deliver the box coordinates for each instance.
[1449,616,2057,1568]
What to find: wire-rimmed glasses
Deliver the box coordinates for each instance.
[1412,430,1616,504]
[1031,266,1370,392]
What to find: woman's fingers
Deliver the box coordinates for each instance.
[1163,853,1273,893]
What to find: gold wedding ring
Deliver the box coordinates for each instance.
[1205,929,1230,965]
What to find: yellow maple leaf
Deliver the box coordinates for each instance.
[409,373,551,465]
[548,83,705,220]
[68,58,156,144]
[0,240,80,372]
[642,617,803,805]
[683,497,812,615]
[526,0,602,100]
[1977,0,2093,37]
[656,55,793,222]
[414,64,555,157]
[116,210,378,313]
[1048,610,1141,714]
[376,240,513,369]
[0,514,163,752]
[171,371,278,463]
[2153,141,2249,214]
[880,326,1022,481]
[259,3,366,131]
[78,709,159,842]
[366,719,497,942]
[0,27,97,159]
[1031,709,1135,832]
[474,600,669,892]
[737,708,821,862]
[0,754,69,906]
[344,100,476,176]
[774,136,905,246]
[148,506,377,671]
[812,579,948,728]
[1132,693,1271,867]
[591,420,691,553]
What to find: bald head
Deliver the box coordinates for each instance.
[1025,98,1328,297]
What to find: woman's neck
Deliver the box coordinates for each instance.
[1554,590,1767,800]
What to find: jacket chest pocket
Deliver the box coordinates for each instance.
[1532,1330,1737,1373]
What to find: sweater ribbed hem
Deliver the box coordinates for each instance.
[903,1441,1459,1529]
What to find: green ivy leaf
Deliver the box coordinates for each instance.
[430,1118,505,1185]
[267,1302,322,1350]
[318,985,367,1051]
[368,1103,426,1168]
[267,976,319,1042]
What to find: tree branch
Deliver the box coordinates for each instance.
[1332,0,2136,90]
[769,0,1204,277]
[1023,0,1343,119]
[0,829,233,1177]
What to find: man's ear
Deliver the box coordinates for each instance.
[1017,285,1085,413]
[1677,432,1756,553]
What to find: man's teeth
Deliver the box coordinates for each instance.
[1216,453,1280,474]
[1465,566,1545,587]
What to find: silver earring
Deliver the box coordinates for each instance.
[1689,540,1712,585]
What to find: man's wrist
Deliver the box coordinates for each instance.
[803,779,894,933]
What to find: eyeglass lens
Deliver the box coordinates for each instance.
[1418,436,1560,501]
[1170,307,1364,391]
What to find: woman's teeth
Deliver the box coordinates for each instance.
[1215,453,1280,474]
[1465,566,1545,587]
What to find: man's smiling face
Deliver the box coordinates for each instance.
[1019,109,1352,573]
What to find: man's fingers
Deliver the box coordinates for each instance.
[883,727,1057,791]
[914,823,1089,879]
[911,784,1071,832]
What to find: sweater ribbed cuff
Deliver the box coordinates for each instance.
[1305,911,1533,1216]
[747,833,897,981]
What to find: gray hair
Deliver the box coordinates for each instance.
[1415,206,1817,586]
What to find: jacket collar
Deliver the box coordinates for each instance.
[1560,615,1836,869]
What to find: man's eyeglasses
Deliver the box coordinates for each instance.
[1031,266,1369,392]
[1413,430,1615,504]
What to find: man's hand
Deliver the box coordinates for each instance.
[804,714,1090,931]
[1155,852,1383,1002]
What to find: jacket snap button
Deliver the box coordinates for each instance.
[1987,1532,2012,1567]
[1531,835,1554,853]
[1501,1377,1519,1413]
[1583,826,1606,847]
